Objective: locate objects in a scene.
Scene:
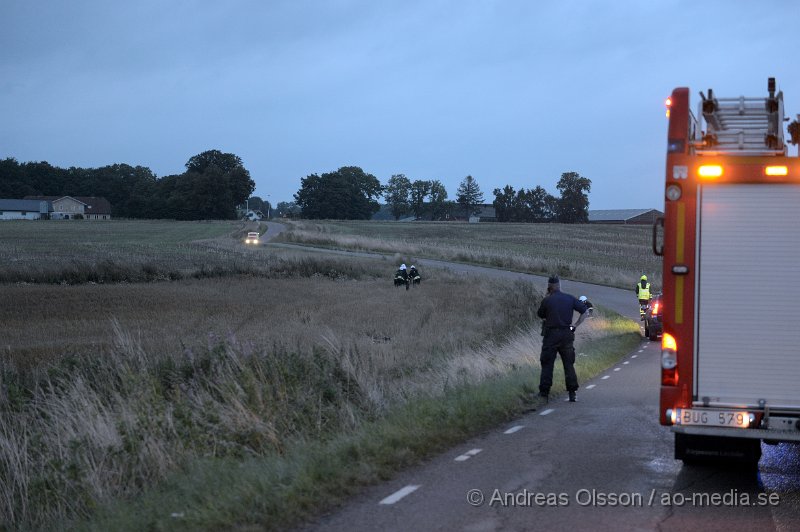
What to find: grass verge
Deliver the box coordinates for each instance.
[81,315,641,531]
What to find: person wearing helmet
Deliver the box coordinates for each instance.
[579,295,594,317]
[536,275,589,403]
[636,275,651,320]
[394,263,409,287]
[409,264,420,284]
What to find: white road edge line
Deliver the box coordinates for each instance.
[613,368,621,371]
[638,350,644,353]
[601,376,610,380]
[540,408,555,416]
[455,449,482,461]
[586,384,596,389]
[380,485,420,505]
[623,361,630,365]
[632,355,638,358]
[504,425,524,434]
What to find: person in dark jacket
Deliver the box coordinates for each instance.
[408,265,421,284]
[394,264,408,287]
[537,275,588,402]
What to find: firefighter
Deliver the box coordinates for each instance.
[537,275,588,402]
[636,275,651,320]
[394,264,408,286]
[408,265,420,284]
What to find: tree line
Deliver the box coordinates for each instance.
[0,150,254,220]
[1,151,591,222]
[295,167,591,223]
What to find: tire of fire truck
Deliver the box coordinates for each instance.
[675,433,761,469]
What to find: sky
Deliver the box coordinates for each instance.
[2,0,799,210]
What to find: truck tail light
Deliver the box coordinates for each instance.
[661,333,678,386]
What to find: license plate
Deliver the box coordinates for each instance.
[675,409,750,428]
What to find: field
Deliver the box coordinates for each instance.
[275,220,664,289]
[0,219,642,530]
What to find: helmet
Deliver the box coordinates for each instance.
[579,296,587,302]
[400,264,406,270]
[640,275,647,281]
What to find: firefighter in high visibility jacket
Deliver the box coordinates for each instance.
[636,275,651,320]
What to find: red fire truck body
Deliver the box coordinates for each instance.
[658,78,800,463]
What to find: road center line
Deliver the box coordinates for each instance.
[601,376,610,380]
[623,361,630,365]
[613,368,621,371]
[586,384,596,389]
[455,449,482,461]
[638,350,644,353]
[379,485,420,505]
[504,425,524,434]
[632,355,638,358]
[540,408,555,416]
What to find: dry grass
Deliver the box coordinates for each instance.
[275,220,663,289]
[0,220,644,529]
[0,260,545,528]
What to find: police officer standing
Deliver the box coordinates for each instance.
[537,275,588,402]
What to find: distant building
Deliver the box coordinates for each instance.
[24,196,112,220]
[588,209,663,225]
[0,199,52,220]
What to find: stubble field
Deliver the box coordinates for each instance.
[275,219,663,289]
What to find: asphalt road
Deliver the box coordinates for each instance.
[261,223,800,531]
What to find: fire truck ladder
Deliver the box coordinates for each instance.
[694,77,786,156]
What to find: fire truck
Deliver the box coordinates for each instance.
[656,78,800,465]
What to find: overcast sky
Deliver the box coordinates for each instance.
[2,1,799,209]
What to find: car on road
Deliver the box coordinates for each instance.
[245,231,260,245]
[644,292,663,341]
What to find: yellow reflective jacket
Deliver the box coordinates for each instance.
[636,281,650,300]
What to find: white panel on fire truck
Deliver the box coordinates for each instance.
[673,166,688,179]
[695,184,800,409]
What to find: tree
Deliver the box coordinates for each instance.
[276,201,301,218]
[409,179,431,220]
[428,180,448,220]
[493,185,516,222]
[519,185,557,222]
[455,175,484,220]
[384,174,412,220]
[246,196,271,217]
[184,149,255,210]
[555,171,591,223]
[295,166,382,220]
[789,120,800,155]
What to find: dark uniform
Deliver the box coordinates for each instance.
[537,278,588,398]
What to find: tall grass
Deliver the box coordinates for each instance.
[0,220,646,529]
[0,258,551,529]
[275,220,663,289]
[83,312,640,531]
